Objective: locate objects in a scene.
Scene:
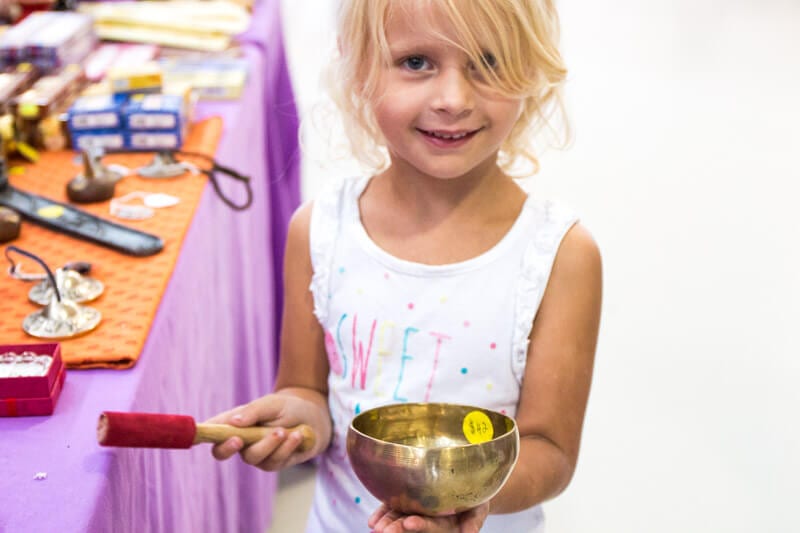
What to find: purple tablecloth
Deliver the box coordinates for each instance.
[0,1,301,531]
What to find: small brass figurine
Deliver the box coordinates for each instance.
[66,146,125,204]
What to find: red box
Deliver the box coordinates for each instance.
[0,343,66,416]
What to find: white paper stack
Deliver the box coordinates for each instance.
[78,1,251,52]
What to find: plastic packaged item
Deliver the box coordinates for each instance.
[108,61,162,95]
[0,12,53,68]
[0,64,37,114]
[23,12,96,71]
[1,12,95,71]
[11,64,85,120]
[84,43,159,83]
[9,65,83,149]
[160,57,249,100]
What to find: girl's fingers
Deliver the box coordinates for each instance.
[371,507,404,532]
[370,508,452,533]
[210,436,243,460]
[231,427,308,471]
[369,505,391,528]
[256,429,307,468]
[203,406,243,425]
[230,398,284,427]
[404,513,470,533]
[459,512,482,533]
[400,515,429,531]
[205,396,288,428]
[403,515,454,533]
[383,518,411,533]
[460,502,490,532]
[239,429,287,466]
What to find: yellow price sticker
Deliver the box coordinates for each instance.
[462,410,494,444]
[37,205,64,219]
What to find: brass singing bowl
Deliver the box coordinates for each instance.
[346,403,519,517]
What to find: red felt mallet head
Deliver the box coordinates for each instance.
[97,411,197,448]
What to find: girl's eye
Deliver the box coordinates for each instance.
[481,52,498,69]
[468,52,499,83]
[402,56,429,71]
[470,52,497,71]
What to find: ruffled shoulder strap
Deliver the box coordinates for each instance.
[308,176,369,323]
[511,198,579,382]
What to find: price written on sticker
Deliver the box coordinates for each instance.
[462,411,494,444]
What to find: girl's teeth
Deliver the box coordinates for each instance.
[431,131,468,140]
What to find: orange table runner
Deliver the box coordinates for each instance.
[0,118,223,369]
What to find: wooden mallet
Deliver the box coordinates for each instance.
[97,411,315,452]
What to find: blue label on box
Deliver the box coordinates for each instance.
[72,129,126,152]
[123,93,186,131]
[125,130,183,151]
[67,95,124,131]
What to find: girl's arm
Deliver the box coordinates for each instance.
[272,201,334,454]
[489,222,602,513]
[208,202,333,468]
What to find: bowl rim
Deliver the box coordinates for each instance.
[347,402,518,451]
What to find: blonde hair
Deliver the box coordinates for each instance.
[327,0,569,175]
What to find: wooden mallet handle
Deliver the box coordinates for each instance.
[194,423,315,451]
[97,411,315,452]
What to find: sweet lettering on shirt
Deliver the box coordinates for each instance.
[425,332,451,401]
[351,315,376,390]
[335,314,349,378]
[324,330,343,376]
[394,327,418,402]
[372,321,396,398]
[327,314,452,401]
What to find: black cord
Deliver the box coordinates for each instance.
[5,246,60,302]
[171,150,254,211]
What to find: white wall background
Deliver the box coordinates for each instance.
[280,1,800,531]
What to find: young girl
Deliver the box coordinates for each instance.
[209,1,602,531]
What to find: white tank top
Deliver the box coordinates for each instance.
[305,176,577,533]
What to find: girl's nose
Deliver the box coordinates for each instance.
[430,67,474,116]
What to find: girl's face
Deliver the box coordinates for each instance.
[371,4,524,181]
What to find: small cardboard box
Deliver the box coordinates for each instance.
[0,343,66,417]
[67,94,126,131]
[108,61,163,95]
[71,128,126,152]
[124,93,187,132]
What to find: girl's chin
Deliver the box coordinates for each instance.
[393,155,498,181]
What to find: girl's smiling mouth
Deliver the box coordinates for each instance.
[416,127,484,148]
